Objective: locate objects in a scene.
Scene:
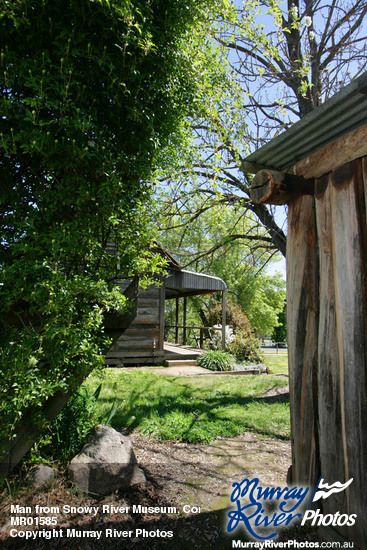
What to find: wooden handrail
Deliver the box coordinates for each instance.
[165,324,222,331]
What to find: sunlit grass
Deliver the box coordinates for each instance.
[86,369,290,443]
[264,354,288,374]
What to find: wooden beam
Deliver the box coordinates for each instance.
[183,297,187,345]
[175,297,179,344]
[289,123,367,179]
[222,290,226,351]
[250,169,314,205]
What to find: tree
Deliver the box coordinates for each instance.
[158,0,367,260]
[161,202,286,336]
[0,0,225,444]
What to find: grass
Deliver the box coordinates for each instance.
[264,353,288,374]
[85,368,290,443]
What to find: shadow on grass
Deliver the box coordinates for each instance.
[94,374,290,441]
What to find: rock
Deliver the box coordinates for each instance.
[68,425,145,496]
[27,465,58,488]
[130,464,146,486]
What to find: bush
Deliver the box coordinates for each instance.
[228,333,263,364]
[0,0,224,453]
[28,385,100,465]
[27,383,125,465]
[207,298,263,364]
[197,350,234,371]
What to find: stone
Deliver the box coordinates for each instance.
[27,465,58,488]
[68,425,145,496]
[130,464,146,486]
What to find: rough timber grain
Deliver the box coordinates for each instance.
[290,124,367,179]
[287,194,320,487]
[250,169,314,204]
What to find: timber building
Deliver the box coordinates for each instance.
[105,245,227,366]
[244,71,367,548]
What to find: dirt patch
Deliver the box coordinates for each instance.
[0,427,322,549]
[131,430,291,512]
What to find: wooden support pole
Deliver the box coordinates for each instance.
[183,297,187,346]
[250,169,314,205]
[175,297,179,344]
[222,290,226,351]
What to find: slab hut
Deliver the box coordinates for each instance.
[105,247,227,366]
[244,72,367,547]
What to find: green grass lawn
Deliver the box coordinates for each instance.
[264,353,288,374]
[86,369,290,443]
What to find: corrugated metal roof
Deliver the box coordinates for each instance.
[165,268,227,298]
[243,72,367,172]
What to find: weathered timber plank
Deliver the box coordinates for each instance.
[131,315,159,325]
[315,175,346,516]
[137,287,161,299]
[326,159,367,546]
[287,194,320,486]
[289,124,367,179]
[106,350,165,359]
[114,328,159,338]
[135,306,159,315]
[129,321,160,329]
[159,285,165,350]
[111,339,160,351]
[136,299,160,308]
[118,355,164,365]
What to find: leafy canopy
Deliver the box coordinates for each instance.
[0,0,225,442]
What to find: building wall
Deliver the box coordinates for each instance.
[105,284,165,366]
[287,156,367,547]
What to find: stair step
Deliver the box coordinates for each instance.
[164,354,200,361]
[165,359,197,367]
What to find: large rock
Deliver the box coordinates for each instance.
[27,465,58,488]
[68,426,145,496]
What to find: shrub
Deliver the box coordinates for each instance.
[207,297,263,363]
[197,350,234,371]
[27,383,124,464]
[28,385,99,465]
[228,333,263,364]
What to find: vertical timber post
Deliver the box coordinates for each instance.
[175,297,179,344]
[222,289,226,351]
[183,297,187,346]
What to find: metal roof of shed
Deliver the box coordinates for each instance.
[165,268,227,299]
[243,72,367,172]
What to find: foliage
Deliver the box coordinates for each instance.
[197,349,234,371]
[158,0,367,263]
[28,385,100,464]
[86,369,290,442]
[207,297,263,363]
[0,0,225,444]
[161,204,286,336]
[228,333,263,364]
[272,300,287,343]
[208,297,252,335]
[27,383,124,464]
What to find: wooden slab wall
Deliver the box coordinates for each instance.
[287,156,367,547]
[106,285,165,366]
